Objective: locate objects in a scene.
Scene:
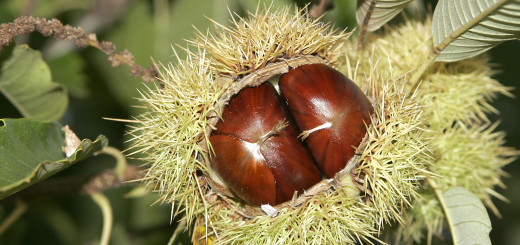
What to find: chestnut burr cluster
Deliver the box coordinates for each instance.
[209,64,373,206]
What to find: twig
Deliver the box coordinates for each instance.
[357,0,377,51]
[81,164,145,194]
[0,200,28,236]
[0,165,146,204]
[44,0,131,58]
[309,0,334,19]
[427,177,455,245]
[407,51,437,97]
[0,16,159,83]
[90,192,113,245]
[98,146,128,179]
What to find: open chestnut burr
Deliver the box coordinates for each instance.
[209,63,373,206]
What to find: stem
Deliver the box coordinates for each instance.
[90,192,113,245]
[259,119,289,146]
[98,146,127,179]
[0,200,28,236]
[309,0,334,19]
[357,0,377,52]
[407,51,437,97]
[409,0,507,95]
[167,218,187,245]
[427,177,456,244]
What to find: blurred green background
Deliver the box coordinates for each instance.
[0,0,519,244]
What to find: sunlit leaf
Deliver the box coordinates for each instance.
[0,44,68,121]
[0,118,108,200]
[356,0,413,32]
[432,0,520,62]
[443,187,492,245]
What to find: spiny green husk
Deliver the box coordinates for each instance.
[420,59,512,130]
[395,121,518,244]
[127,53,226,223]
[343,19,512,129]
[196,6,348,76]
[130,5,515,245]
[129,6,432,244]
[197,73,430,244]
[433,122,514,199]
[345,20,517,244]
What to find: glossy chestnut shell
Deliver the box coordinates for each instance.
[209,82,322,206]
[209,63,373,206]
[279,64,373,178]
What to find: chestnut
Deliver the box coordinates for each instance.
[279,64,373,178]
[209,82,322,206]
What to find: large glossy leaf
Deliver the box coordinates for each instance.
[443,187,492,245]
[0,44,68,121]
[432,0,520,62]
[0,118,108,200]
[356,0,413,32]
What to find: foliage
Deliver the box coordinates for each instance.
[440,187,492,245]
[0,118,107,199]
[0,44,67,121]
[432,0,520,62]
[0,0,519,244]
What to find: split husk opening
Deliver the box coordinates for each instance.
[198,55,375,216]
[130,7,450,244]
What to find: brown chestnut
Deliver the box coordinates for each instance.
[279,64,373,178]
[209,82,322,206]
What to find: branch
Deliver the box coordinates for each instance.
[309,0,334,19]
[357,0,377,51]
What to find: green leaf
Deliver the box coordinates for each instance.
[237,0,293,13]
[356,0,413,32]
[93,0,242,114]
[168,0,238,60]
[89,1,155,114]
[47,53,89,99]
[443,187,492,245]
[0,45,68,121]
[432,0,520,62]
[0,118,108,200]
